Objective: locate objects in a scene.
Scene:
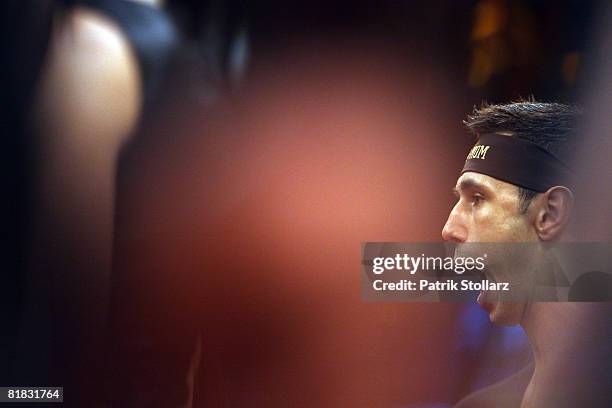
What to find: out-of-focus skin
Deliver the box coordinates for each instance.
[110,50,464,407]
[22,4,140,402]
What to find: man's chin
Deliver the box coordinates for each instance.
[479,296,525,326]
[477,290,497,317]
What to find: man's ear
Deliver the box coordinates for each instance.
[534,186,574,241]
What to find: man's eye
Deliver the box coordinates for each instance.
[472,194,484,206]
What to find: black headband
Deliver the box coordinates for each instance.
[461,133,573,192]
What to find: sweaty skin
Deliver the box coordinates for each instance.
[443,171,537,325]
[443,169,611,408]
[443,171,539,407]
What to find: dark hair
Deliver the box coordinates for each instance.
[463,101,582,213]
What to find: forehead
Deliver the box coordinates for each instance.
[455,171,518,195]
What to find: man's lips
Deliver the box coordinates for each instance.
[453,247,496,312]
[476,268,497,313]
[477,291,495,313]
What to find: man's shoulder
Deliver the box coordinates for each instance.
[454,363,534,408]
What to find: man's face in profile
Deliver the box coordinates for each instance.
[442,171,537,325]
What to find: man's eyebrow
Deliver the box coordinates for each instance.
[455,177,492,195]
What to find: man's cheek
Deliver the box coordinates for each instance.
[504,216,536,242]
[472,209,498,240]
[485,213,531,242]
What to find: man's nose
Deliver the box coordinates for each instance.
[442,206,467,243]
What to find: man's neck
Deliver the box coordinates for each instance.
[522,303,566,367]
[520,302,611,407]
